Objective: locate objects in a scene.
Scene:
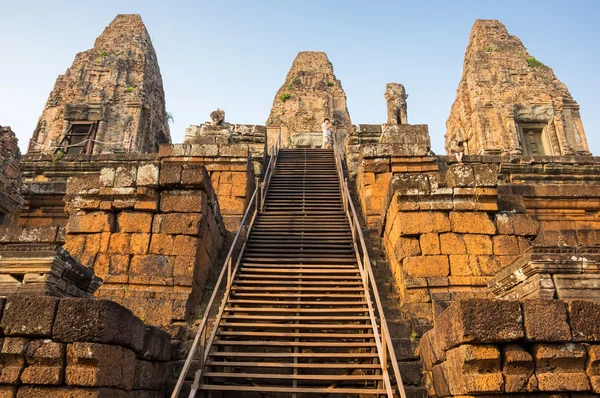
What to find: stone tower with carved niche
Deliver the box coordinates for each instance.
[266,51,351,148]
[29,14,170,155]
[446,19,590,156]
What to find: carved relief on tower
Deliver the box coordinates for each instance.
[446,19,590,156]
[266,52,351,148]
[28,14,170,155]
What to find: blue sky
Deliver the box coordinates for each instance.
[1,0,598,154]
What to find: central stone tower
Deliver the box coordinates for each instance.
[29,14,170,155]
[266,51,351,148]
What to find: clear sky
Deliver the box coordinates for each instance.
[1,0,598,155]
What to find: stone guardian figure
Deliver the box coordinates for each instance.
[384,83,408,125]
[209,109,225,126]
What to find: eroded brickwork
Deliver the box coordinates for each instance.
[446,20,589,156]
[29,14,170,155]
[421,299,600,396]
[62,157,224,335]
[0,296,171,397]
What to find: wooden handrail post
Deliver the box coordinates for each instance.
[227,257,232,289]
[255,177,260,212]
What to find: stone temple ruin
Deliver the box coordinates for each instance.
[0,14,599,398]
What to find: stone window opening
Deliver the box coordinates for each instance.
[0,211,6,225]
[518,124,553,156]
[56,121,98,155]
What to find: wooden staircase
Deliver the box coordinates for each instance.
[173,143,405,397]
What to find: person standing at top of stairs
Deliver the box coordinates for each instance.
[321,118,333,149]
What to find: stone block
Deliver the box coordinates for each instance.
[171,236,201,258]
[569,300,600,341]
[492,235,520,255]
[159,163,182,185]
[446,164,475,188]
[502,344,534,393]
[16,386,128,398]
[587,345,600,393]
[472,164,498,187]
[20,339,65,385]
[449,212,496,234]
[435,299,524,351]
[394,237,421,260]
[180,164,211,189]
[420,330,446,370]
[152,213,203,235]
[396,212,451,235]
[511,213,540,236]
[114,166,137,188]
[0,387,15,398]
[533,343,590,391]
[439,233,466,254]
[117,212,153,233]
[67,213,114,233]
[136,164,159,187]
[53,299,144,353]
[403,256,449,278]
[420,233,440,255]
[139,326,171,362]
[129,233,150,255]
[66,342,136,390]
[149,234,174,255]
[1,296,58,337]
[0,337,29,384]
[431,363,451,397]
[463,234,493,255]
[108,233,131,253]
[129,255,175,281]
[445,344,504,395]
[522,299,572,341]
[159,190,207,213]
[132,360,167,390]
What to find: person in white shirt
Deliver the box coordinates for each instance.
[321,118,332,149]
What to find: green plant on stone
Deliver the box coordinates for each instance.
[409,331,418,342]
[526,57,545,67]
[124,86,135,93]
[197,303,207,319]
[327,81,334,87]
[483,46,492,53]
[51,150,64,167]
[279,92,291,102]
[98,50,109,57]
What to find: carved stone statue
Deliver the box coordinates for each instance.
[384,83,408,125]
[210,109,225,126]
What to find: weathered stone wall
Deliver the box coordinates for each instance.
[158,143,256,231]
[363,140,600,325]
[355,124,433,228]
[0,126,23,225]
[183,123,266,176]
[446,20,589,156]
[0,296,171,397]
[421,299,600,396]
[0,228,101,297]
[266,51,351,150]
[29,14,170,155]
[61,157,224,336]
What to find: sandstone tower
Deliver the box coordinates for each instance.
[266,51,351,148]
[28,14,170,155]
[446,20,589,156]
